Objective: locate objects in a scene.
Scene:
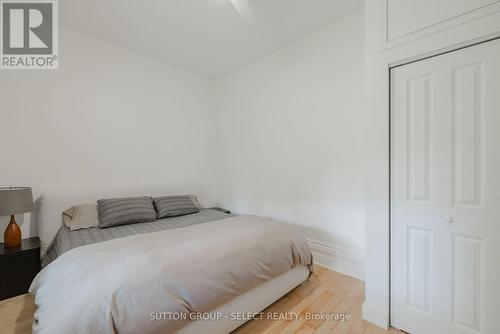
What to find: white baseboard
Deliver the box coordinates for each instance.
[306,239,365,281]
[307,240,388,329]
[362,302,389,329]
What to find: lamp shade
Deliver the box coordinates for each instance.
[0,187,34,216]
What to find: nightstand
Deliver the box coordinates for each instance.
[0,237,40,300]
[209,207,231,214]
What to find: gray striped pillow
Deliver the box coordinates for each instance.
[97,197,156,228]
[153,195,200,219]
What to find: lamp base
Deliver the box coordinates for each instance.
[4,215,21,248]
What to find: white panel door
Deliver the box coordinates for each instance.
[391,56,445,334]
[391,39,500,334]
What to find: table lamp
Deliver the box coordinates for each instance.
[0,187,34,247]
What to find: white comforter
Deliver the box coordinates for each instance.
[30,215,313,334]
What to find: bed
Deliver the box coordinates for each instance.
[29,188,313,334]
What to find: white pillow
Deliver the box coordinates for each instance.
[63,204,99,231]
[189,195,204,209]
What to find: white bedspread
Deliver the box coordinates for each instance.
[30,215,313,334]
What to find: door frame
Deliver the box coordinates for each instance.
[362,4,500,327]
[387,36,500,329]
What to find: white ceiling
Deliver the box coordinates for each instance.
[60,0,363,78]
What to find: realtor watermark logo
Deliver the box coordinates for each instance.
[1,0,58,69]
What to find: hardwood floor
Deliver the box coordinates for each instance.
[0,294,36,334]
[0,266,403,334]
[232,266,402,334]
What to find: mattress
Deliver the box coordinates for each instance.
[42,208,232,267]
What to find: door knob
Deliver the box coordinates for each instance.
[445,217,454,223]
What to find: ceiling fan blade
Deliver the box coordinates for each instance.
[230,0,255,21]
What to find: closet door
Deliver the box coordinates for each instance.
[391,39,500,334]
[391,53,446,334]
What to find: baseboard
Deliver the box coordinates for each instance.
[306,239,365,281]
[362,302,389,329]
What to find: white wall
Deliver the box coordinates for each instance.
[0,28,215,241]
[1,11,367,278]
[213,10,366,270]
